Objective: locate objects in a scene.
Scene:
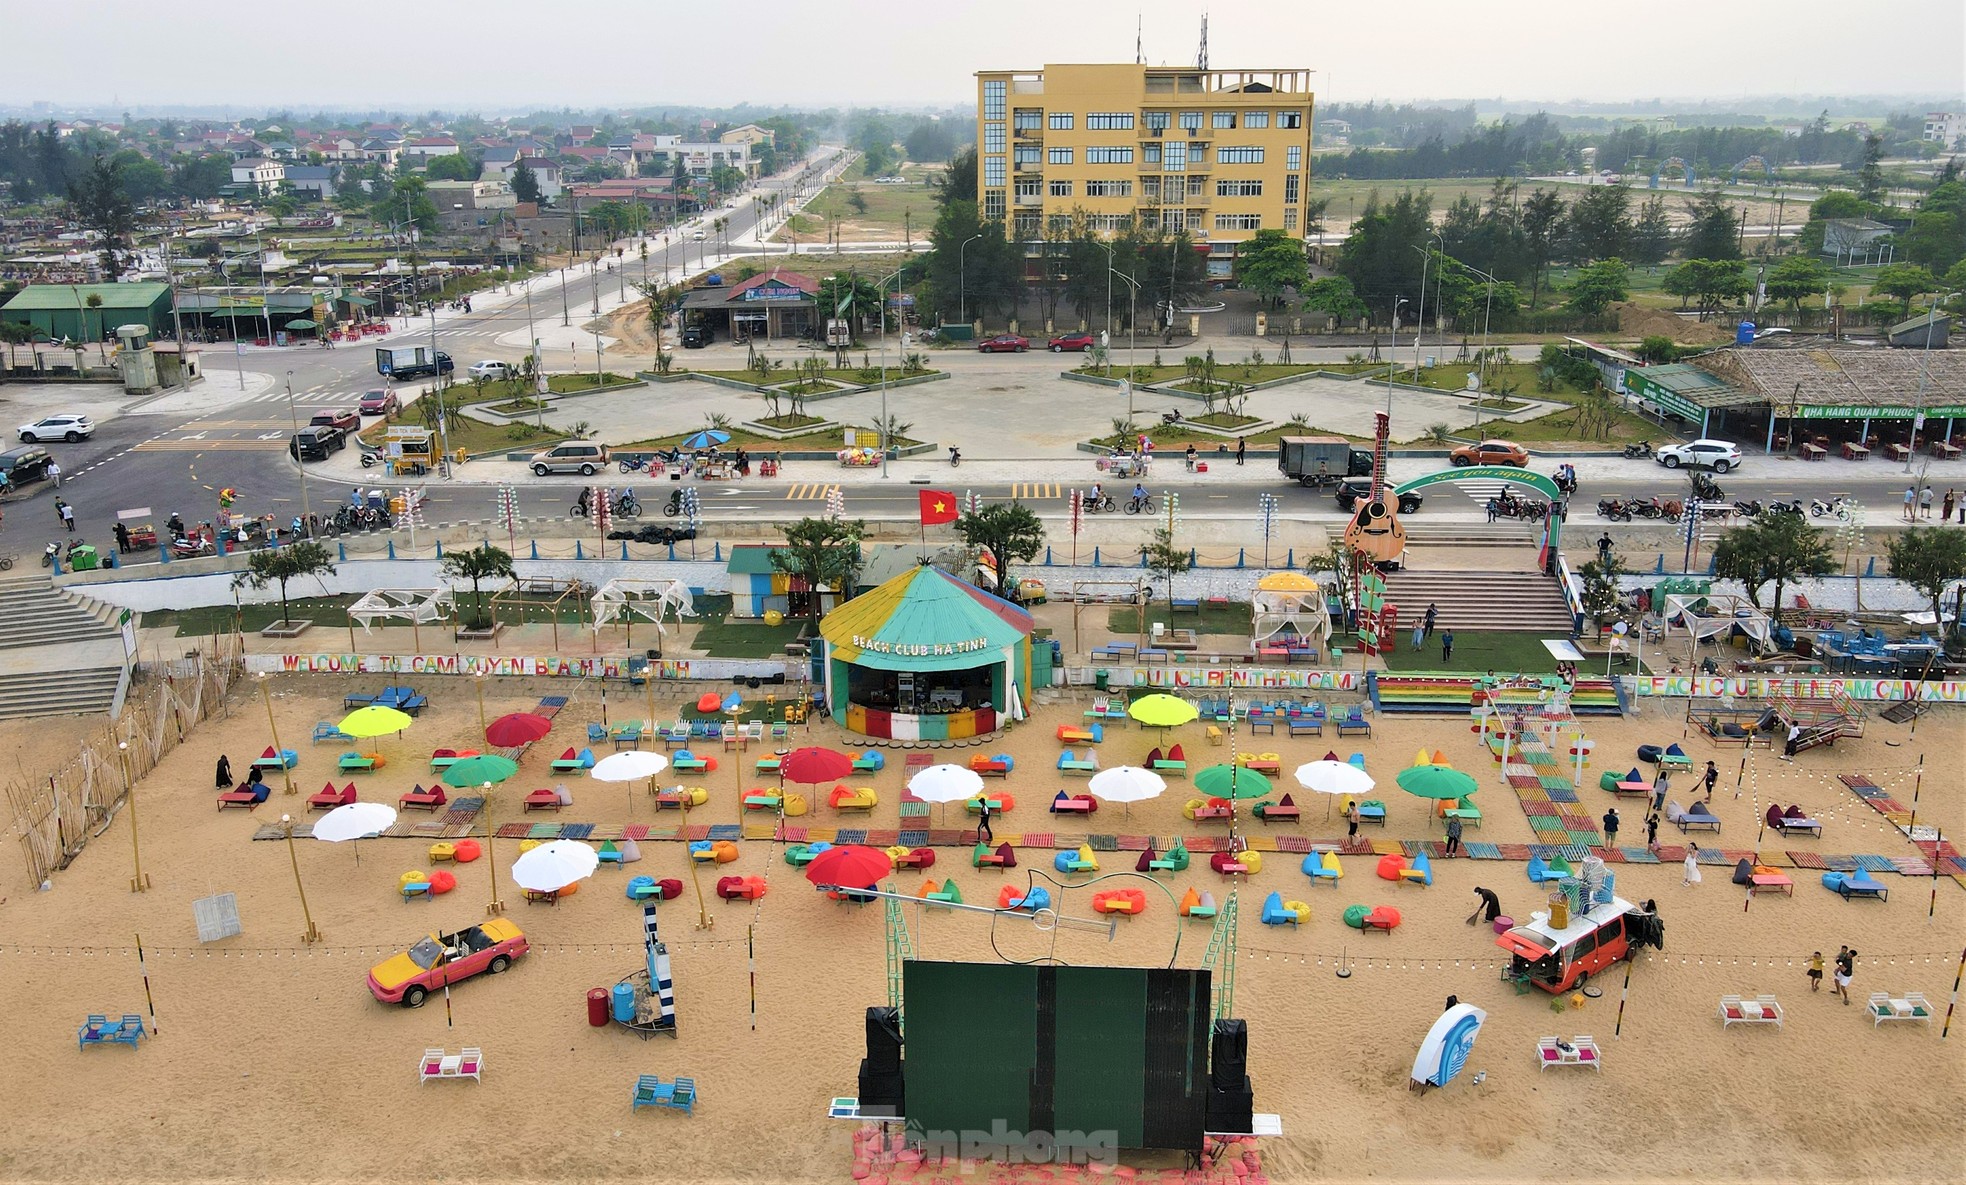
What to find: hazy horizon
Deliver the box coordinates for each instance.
[5,0,1962,112]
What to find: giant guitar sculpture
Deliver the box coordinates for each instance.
[1341,411,1406,565]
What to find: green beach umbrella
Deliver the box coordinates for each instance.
[441,753,519,788]
[1194,763,1272,800]
[1394,764,1479,801]
[1127,693,1198,730]
[338,704,413,738]
[284,318,318,331]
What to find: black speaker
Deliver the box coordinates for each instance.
[1210,1019,1247,1089]
[1205,1076,1253,1134]
[858,1058,905,1116]
[865,1006,903,1073]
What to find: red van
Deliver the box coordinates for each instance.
[1495,896,1663,994]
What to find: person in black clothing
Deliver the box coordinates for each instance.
[114,522,131,553]
[1234,436,1247,466]
[1644,812,1660,848]
[975,796,993,844]
[1441,630,1454,663]
[1423,603,1439,638]
[1702,760,1720,802]
[1467,886,1502,924]
[1598,532,1613,562]
[215,754,233,789]
[1602,807,1620,845]
[246,764,265,788]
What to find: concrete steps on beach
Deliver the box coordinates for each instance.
[0,575,126,719]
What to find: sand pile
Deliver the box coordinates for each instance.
[1615,301,1734,345]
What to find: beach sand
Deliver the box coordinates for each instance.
[0,673,1960,1184]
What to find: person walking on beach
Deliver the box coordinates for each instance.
[1808,951,1825,992]
[1441,630,1454,663]
[1682,841,1702,886]
[1444,814,1463,857]
[1651,768,1670,813]
[1833,948,1857,1005]
[1467,886,1502,925]
[1783,722,1802,760]
[1645,812,1660,849]
[1703,760,1719,803]
[1345,798,1360,839]
[974,796,993,845]
[215,754,233,790]
[1602,807,1621,846]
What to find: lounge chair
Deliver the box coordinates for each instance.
[1055,723,1103,745]
[1442,796,1482,826]
[660,722,691,749]
[1303,850,1343,886]
[550,747,596,773]
[1144,840,1190,873]
[1537,1036,1601,1072]
[918,878,962,905]
[886,846,935,870]
[399,784,447,812]
[1053,844,1099,875]
[631,1074,696,1115]
[1093,888,1148,916]
[251,746,298,770]
[1336,707,1372,737]
[1867,992,1934,1026]
[1153,744,1188,775]
[523,788,564,812]
[587,723,609,745]
[969,753,1012,776]
[1717,995,1783,1028]
[1209,849,1262,875]
[1355,799,1387,826]
[972,842,1016,870]
[415,1047,481,1082]
[311,721,351,744]
[964,793,1013,814]
[611,723,644,749]
[1260,891,1310,926]
[852,750,886,773]
[338,751,382,772]
[1253,793,1301,823]
[1049,790,1097,814]
[1673,802,1721,833]
[1527,855,1570,884]
[218,783,270,810]
[429,747,479,771]
[1823,869,1889,900]
[671,750,708,773]
[1178,888,1218,919]
[716,875,768,900]
[998,885,1051,911]
[783,842,832,867]
[1056,750,1097,774]
[1658,743,1693,771]
[828,785,878,812]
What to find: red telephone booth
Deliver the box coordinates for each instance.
[1382,604,1400,653]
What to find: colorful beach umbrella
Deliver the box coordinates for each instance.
[803,845,894,892]
[1127,693,1198,730]
[682,429,731,450]
[1195,764,1272,800]
[1395,764,1479,801]
[511,839,601,893]
[338,704,413,738]
[441,753,519,787]
[780,746,853,785]
[484,712,553,748]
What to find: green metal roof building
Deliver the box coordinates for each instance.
[0,283,174,342]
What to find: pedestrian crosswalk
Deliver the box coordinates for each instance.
[1009,482,1062,501]
[132,438,287,452]
[783,483,841,501]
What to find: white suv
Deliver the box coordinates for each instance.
[1656,439,1742,472]
[19,415,94,443]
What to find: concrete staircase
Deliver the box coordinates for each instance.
[0,574,126,720]
[1381,568,1577,635]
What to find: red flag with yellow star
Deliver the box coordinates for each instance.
[918,489,959,525]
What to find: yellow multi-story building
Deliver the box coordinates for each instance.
[974,63,1314,276]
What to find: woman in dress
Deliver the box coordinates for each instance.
[1682,841,1703,886]
[215,754,233,789]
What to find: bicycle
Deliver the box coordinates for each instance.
[1124,494,1158,515]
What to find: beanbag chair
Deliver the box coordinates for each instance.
[1342,904,1371,929]
[453,838,482,863]
[428,869,457,894]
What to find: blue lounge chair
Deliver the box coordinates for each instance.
[1337,707,1372,737]
[632,1074,697,1115]
[311,721,351,744]
[852,750,886,773]
[588,723,609,744]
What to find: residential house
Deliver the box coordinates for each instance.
[489,154,564,200]
[718,124,776,147]
[283,164,338,201]
[1924,112,1964,150]
[427,179,516,229]
[566,124,598,145]
[401,136,461,169]
[360,138,402,169]
[230,157,286,195]
[642,135,755,180]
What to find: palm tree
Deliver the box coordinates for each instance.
[84,293,104,363]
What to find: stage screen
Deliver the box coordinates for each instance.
[902,961,1210,1158]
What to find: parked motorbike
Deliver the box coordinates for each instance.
[1489,495,1548,521]
[1766,499,1804,515]
[1595,497,1635,522]
[1732,500,1763,518]
[1622,440,1654,459]
[1159,410,1183,426]
[618,455,655,474]
[948,447,962,467]
[358,446,382,468]
[1810,496,1856,519]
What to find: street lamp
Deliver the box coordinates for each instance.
[1412,232,1442,378]
[1110,269,1140,420]
[1441,255,1503,432]
[482,779,504,916]
[1386,295,1407,414]
[1905,290,1959,472]
[282,370,311,536]
[958,233,983,331]
[281,813,322,944]
[876,266,907,479]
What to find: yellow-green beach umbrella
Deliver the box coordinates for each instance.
[1128,693,1199,729]
[338,704,413,738]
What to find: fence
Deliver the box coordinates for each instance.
[5,634,244,889]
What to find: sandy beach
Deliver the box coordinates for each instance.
[0,668,1960,1185]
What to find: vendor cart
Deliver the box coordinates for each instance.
[1096,453,1151,479]
[116,509,158,551]
[837,447,882,468]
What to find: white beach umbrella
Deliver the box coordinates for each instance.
[312,800,397,863]
[591,750,670,815]
[1294,759,1376,819]
[1088,765,1167,818]
[511,839,602,893]
[907,763,985,803]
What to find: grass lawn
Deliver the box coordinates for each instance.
[1081,362,1333,385]
[1109,600,1254,637]
[452,373,635,404]
[784,180,939,244]
[689,598,807,659]
[713,251,922,285]
[143,595,363,635]
[360,415,563,454]
[1380,631,1562,674]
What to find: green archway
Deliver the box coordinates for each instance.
[1392,465,1565,553]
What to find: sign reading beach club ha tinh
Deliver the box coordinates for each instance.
[850,635,993,657]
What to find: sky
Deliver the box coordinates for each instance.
[5,0,1962,113]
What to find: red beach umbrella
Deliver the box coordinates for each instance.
[485,712,554,748]
[804,845,895,891]
[780,746,854,785]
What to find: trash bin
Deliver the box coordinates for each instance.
[611,981,636,1023]
[68,544,99,571]
[586,987,610,1027]
[1095,670,1110,691]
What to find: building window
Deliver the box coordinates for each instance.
[1160,210,1187,232]
[1212,112,1236,129]
[1048,112,1074,130]
[1180,111,1202,132]
[1089,214,1134,233]
[985,123,1005,153]
[1216,179,1263,197]
[1217,146,1265,164]
[1087,112,1136,130]
[1189,144,1207,166]
[1144,144,1162,165]
[1285,174,1299,203]
[1085,146,1134,164]
[984,158,1005,187]
[1013,110,1042,131]
[983,80,1006,119]
[1163,142,1187,171]
[1214,214,1262,231]
[1049,180,1072,197]
[1014,177,1041,197]
[1284,208,1299,232]
[1047,214,1072,234]
[1277,111,1303,129]
[1187,175,1207,198]
[1141,178,1160,200]
[1047,147,1073,165]
[1014,145,1040,166]
[984,190,1006,219]
[1085,180,1133,197]
[1287,145,1302,170]
[1014,213,1041,239]
[1243,111,1270,129]
[1144,111,1170,132]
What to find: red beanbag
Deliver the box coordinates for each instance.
[454,839,483,863]
[429,869,457,894]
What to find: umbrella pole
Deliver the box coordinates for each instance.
[483,782,504,915]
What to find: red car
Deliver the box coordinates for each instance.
[311,408,362,432]
[1048,332,1094,352]
[367,919,529,1007]
[358,389,400,416]
[977,334,1030,353]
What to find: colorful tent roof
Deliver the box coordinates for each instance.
[820,564,1032,671]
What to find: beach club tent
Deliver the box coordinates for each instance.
[1251,571,1332,647]
[1661,594,1772,655]
[818,563,1034,741]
